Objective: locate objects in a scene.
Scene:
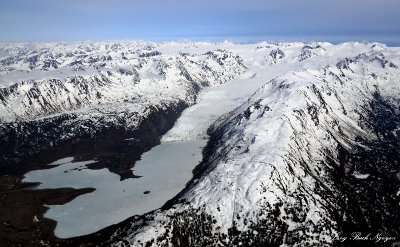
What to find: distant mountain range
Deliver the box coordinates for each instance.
[0,42,245,176]
[0,41,399,246]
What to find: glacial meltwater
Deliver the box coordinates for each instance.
[23,141,205,238]
[23,68,289,238]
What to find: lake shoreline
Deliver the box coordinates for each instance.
[0,101,189,246]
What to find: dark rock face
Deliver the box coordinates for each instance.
[0,98,189,246]
[299,43,325,61]
[0,42,247,246]
[336,52,398,70]
[0,99,188,180]
[0,45,246,177]
[326,92,400,246]
[138,51,162,58]
[150,205,287,247]
[150,97,399,247]
[1,42,399,246]
[0,183,95,247]
[269,48,285,63]
[84,53,400,247]
[299,48,313,61]
[0,74,115,119]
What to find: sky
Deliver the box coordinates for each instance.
[1,0,400,44]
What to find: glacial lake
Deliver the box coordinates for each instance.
[17,43,369,238]
[24,140,206,238]
[23,67,291,238]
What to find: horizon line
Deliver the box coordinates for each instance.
[0,38,399,47]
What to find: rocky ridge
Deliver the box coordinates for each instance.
[99,50,400,246]
[0,42,246,177]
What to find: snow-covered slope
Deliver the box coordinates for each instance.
[0,43,245,121]
[2,41,399,246]
[99,45,400,246]
[0,42,246,170]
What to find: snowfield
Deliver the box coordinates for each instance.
[90,42,400,246]
[0,41,246,170]
[1,41,400,246]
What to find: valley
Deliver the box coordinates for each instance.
[0,41,399,246]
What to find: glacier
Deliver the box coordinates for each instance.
[1,40,399,246]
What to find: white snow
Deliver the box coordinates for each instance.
[122,42,400,246]
[7,41,400,242]
[49,157,74,166]
[33,215,39,222]
[352,172,370,179]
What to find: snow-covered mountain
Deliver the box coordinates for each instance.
[83,43,400,246]
[0,43,246,120]
[1,41,399,246]
[0,41,246,173]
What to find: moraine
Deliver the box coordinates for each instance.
[22,71,270,238]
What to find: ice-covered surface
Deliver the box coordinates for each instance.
[0,41,247,122]
[100,42,400,246]
[0,41,247,180]
[0,41,389,126]
[3,41,246,238]
[48,157,74,166]
[6,41,400,244]
[23,140,206,238]
[162,72,262,141]
[162,41,383,142]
